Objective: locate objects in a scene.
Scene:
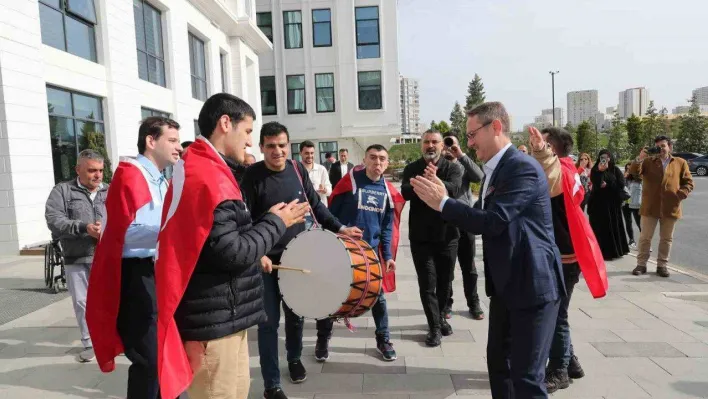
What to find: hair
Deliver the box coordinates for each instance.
[423,129,442,137]
[654,135,673,146]
[198,93,256,139]
[339,148,348,154]
[466,101,510,134]
[540,127,574,157]
[299,140,315,152]
[181,141,194,148]
[260,121,289,145]
[575,152,593,169]
[325,152,332,158]
[137,116,180,154]
[77,149,104,164]
[365,144,388,154]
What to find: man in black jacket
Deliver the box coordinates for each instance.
[401,130,463,347]
[329,148,355,188]
[241,122,362,399]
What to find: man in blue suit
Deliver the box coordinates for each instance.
[411,101,565,399]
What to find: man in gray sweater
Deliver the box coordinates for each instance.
[45,149,109,362]
[442,133,485,320]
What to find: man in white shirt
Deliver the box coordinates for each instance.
[300,141,332,232]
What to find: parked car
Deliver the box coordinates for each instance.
[672,152,703,161]
[688,155,708,176]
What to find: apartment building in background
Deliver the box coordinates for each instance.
[255,0,401,164]
[693,86,708,105]
[0,0,271,253]
[400,75,420,135]
[567,90,599,126]
[618,87,650,118]
[541,107,565,127]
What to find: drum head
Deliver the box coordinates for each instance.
[279,229,353,319]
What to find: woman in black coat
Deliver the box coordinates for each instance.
[587,149,629,260]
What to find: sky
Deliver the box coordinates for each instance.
[397,0,708,129]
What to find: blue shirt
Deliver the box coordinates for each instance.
[123,155,167,259]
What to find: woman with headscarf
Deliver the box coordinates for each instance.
[587,150,629,260]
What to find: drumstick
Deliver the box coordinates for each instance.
[272,265,311,274]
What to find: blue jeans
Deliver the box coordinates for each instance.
[548,262,581,370]
[316,291,390,341]
[258,270,304,390]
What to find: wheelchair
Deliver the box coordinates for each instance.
[44,240,67,293]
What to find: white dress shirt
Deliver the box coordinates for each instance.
[305,162,332,206]
[340,162,349,177]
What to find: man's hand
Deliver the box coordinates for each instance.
[260,256,273,273]
[528,126,545,151]
[341,226,363,239]
[317,184,327,194]
[385,259,396,272]
[423,163,438,180]
[87,222,101,239]
[445,136,465,159]
[269,200,310,228]
[638,148,647,161]
[410,175,447,211]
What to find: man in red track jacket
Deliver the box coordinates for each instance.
[86,117,182,399]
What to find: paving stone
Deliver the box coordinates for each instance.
[450,373,491,395]
[591,342,688,357]
[363,374,455,396]
[628,375,708,399]
[439,342,487,358]
[321,355,405,374]
[279,373,364,396]
[572,357,670,379]
[405,356,486,374]
[611,329,698,343]
[650,357,708,378]
[669,342,708,357]
[569,328,624,343]
[314,395,408,399]
[579,306,654,319]
[548,374,651,398]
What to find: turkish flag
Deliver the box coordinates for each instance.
[560,157,608,298]
[329,166,405,293]
[154,137,243,399]
[86,158,152,372]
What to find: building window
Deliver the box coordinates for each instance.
[355,6,380,59]
[312,9,332,47]
[47,86,106,184]
[141,107,169,119]
[256,12,273,42]
[134,0,166,87]
[38,0,98,62]
[318,141,337,164]
[358,71,382,110]
[286,75,306,114]
[194,120,200,137]
[220,53,228,93]
[188,33,208,101]
[315,73,335,113]
[260,76,277,116]
[283,11,302,49]
[291,143,301,161]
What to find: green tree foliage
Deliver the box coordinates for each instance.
[564,122,577,146]
[449,101,466,142]
[388,143,421,163]
[79,116,113,182]
[676,94,708,153]
[575,120,595,155]
[642,101,662,146]
[607,111,630,162]
[626,114,644,157]
[464,74,486,114]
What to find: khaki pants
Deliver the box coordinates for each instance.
[636,216,677,268]
[186,330,249,399]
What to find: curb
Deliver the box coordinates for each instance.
[627,251,708,283]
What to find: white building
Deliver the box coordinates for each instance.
[618,87,650,118]
[606,106,617,116]
[255,0,401,164]
[693,86,708,105]
[0,0,271,254]
[541,107,565,127]
[673,104,708,114]
[400,75,420,135]
[567,90,599,126]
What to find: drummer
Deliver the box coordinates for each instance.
[240,122,362,399]
[316,144,404,362]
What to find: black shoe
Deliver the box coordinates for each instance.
[440,319,453,336]
[264,387,288,399]
[314,336,330,362]
[545,368,570,394]
[632,265,647,276]
[568,355,585,379]
[288,360,307,384]
[425,329,441,347]
[469,302,485,320]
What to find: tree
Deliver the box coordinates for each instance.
[429,120,450,133]
[659,107,672,137]
[607,111,629,162]
[575,120,595,155]
[449,101,466,141]
[626,114,644,157]
[564,122,577,148]
[642,101,662,146]
[79,115,113,182]
[676,94,708,153]
[464,74,486,114]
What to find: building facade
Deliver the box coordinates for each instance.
[255,0,400,164]
[567,90,599,126]
[0,0,271,254]
[541,107,565,127]
[618,87,650,118]
[400,75,420,135]
[693,86,708,105]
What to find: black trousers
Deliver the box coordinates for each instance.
[622,205,641,242]
[117,258,160,399]
[409,239,458,331]
[487,296,560,399]
[446,230,480,311]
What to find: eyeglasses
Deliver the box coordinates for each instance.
[466,121,492,140]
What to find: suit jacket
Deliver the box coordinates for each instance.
[329,161,355,188]
[441,146,565,309]
[401,157,463,242]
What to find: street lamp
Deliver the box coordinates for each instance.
[549,71,559,126]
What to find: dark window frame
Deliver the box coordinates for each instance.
[358,70,383,110]
[291,143,302,161]
[314,72,335,113]
[312,8,332,47]
[220,52,228,93]
[354,6,380,59]
[286,74,306,114]
[260,76,277,116]
[134,0,167,87]
[256,12,273,42]
[188,32,208,101]
[318,141,338,164]
[38,0,98,62]
[283,10,303,49]
[140,107,170,119]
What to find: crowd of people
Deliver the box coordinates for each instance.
[43,94,695,399]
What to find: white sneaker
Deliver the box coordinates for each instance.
[78,347,95,363]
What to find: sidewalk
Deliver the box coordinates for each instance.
[1,213,708,398]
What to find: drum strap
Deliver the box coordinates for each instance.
[290,160,320,228]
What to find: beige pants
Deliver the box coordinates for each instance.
[186,330,249,399]
[636,216,677,268]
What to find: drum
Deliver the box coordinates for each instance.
[278,229,382,320]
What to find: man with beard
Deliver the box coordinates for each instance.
[440,133,485,320]
[401,130,463,347]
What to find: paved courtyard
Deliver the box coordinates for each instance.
[1,207,708,398]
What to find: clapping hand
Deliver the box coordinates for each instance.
[410,174,447,212]
[528,126,545,152]
[269,200,310,228]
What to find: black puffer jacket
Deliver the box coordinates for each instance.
[174,157,287,342]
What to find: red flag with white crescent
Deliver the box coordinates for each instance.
[154,137,243,399]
